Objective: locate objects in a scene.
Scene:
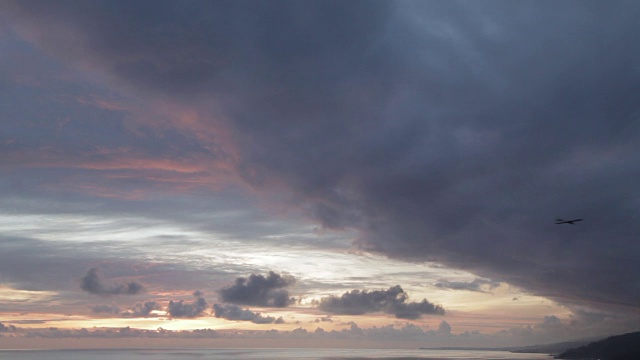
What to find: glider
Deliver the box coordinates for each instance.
[555,218,583,225]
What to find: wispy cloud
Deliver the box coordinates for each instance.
[435,278,500,293]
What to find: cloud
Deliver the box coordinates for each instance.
[435,278,500,293]
[537,315,564,331]
[80,267,144,296]
[3,0,640,316]
[0,322,17,333]
[168,291,207,318]
[90,304,121,315]
[21,326,219,339]
[212,303,283,324]
[4,312,639,348]
[317,285,444,319]
[123,301,162,318]
[219,271,295,308]
[438,320,452,334]
[313,316,333,323]
[569,309,612,327]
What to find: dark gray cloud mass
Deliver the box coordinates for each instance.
[4,1,640,313]
[80,267,144,296]
[219,272,295,308]
[168,291,208,318]
[213,303,283,324]
[318,286,444,319]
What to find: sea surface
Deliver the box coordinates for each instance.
[0,348,555,360]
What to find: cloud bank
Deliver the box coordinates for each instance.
[318,285,444,319]
[213,303,284,324]
[4,313,626,348]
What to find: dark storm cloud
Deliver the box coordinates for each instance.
[1,0,391,97]
[80,267,144,296]
[167,291,207,318]
[219,271,295,307]
[318,285,444,319]
[213,303,283,324]
[4,0,640,313]
[435,278,500,293]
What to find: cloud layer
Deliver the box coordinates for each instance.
[2,0,639,316]
[3,313,626,348]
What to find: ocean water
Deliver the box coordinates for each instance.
[0,348,555,360]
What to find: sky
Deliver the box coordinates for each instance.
[0,0,639,350]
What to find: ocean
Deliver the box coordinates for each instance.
[0,348,555,360]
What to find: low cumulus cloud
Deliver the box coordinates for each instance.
[435,278,500,293]
[438,320,452,334]
[313,316,333,323]
[213,303,284,324]
[219,271,295,308]
[20,326,220,339]
[80,267,144,296]
[123,301,162,318]
[0,322,17,333]
[168,290,207,318]
[4,313,638,347]
[91,302,161,317]
[317,285,444,319]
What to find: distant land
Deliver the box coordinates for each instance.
[420,339,593,354]
[556,331,640,360]
[422,331,640,359]
[509,341,594,354]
